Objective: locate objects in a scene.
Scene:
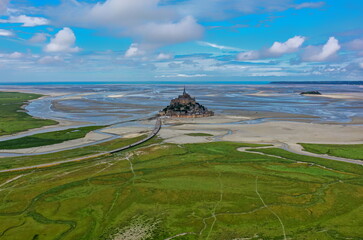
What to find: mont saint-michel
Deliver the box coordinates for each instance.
[159,88,214,118]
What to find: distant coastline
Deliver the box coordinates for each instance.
[0,81,270,85]
[272,81,363,85]
[0,80,362,85]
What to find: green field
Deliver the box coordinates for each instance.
[185,133,214,137]
[0,134,151,171]
[0,92,58,136]
[0,141,362,240]
[300,143,363,160]
[0,126,105,150]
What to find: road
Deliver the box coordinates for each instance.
[281,143,363,166]
[0,118,161,174]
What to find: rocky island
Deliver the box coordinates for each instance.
[300,91,321,95]
[159,88,214,118]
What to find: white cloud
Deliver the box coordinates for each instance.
[0,0,9,14]
[48,0,203,50]
[345,38,363,51]
[176,0,325,20]
[176,73,207,77]
[237,36,305,60]
[269,36,306,54]
[236,51,261,61]
[132,16,203,46]
[38,55,63,64]
[29,33,48,43]
[294,1,325,9]
[0,29,13,37]
[9,52,23,59]
[158,73,207,78]
[198,41,242,51]
[0,52,23,59]
[0,15,50,27]
[125,43,146,58]
[251,72,290,77]
[44,27,80,53]
[302,37,341,62]
[156,53,173,60]
[87,0,172,27]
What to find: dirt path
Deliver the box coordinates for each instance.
[164,232,196,240]
[206,173,223,240]
[255,176,287,240]
[0,174,29,190]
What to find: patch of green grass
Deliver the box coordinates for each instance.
[0,134,156,171]
[185,133,214,137]
[300,143,363,160]
[0,92,58,136]
[0,126,105,149]
[0,141,362,240]
[247,147,363,175]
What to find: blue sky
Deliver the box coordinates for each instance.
[0,0,363,82]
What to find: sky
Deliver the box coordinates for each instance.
[0,0,363,82]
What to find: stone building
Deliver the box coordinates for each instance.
[159,87,214,118]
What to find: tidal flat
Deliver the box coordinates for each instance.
[2,83,363,125]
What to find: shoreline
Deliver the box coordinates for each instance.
[0,91,91,141]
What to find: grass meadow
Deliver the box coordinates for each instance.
[0,134,150,171]
[300,143,363,160]
[0,140,362,240]
[0,126,105,150]
[0,92,57,136]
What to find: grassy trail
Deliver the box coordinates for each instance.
[255,176,287,240]
[299,143,363,160]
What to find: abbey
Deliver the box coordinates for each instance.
[159,88,214,118]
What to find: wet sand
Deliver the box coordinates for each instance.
[307,93,363,100]
[160,115,363,146]
[248,91,363,100]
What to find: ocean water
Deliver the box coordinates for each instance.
[2,83,363,125]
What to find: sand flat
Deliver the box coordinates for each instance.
[307,93,363,100]
[161,116,363,145]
